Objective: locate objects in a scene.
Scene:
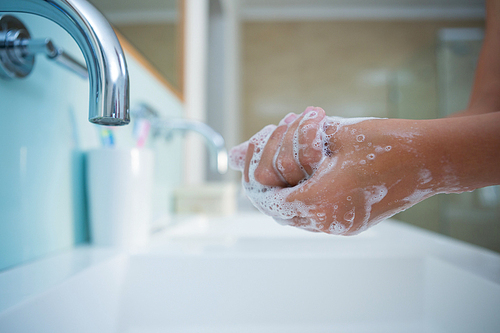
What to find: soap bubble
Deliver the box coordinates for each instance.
[343,209,355,222]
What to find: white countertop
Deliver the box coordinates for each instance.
[1,212,499,315]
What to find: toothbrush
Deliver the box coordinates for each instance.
[136,119,151,148]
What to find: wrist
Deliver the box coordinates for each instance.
[414,113,500,193]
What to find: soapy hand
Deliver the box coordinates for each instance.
[230,107,456,235]
[231,107,327,187]
[231,0,500,235]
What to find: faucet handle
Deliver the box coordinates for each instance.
[0,15,34,79]
[0,15,87,79]
[25,38,88,79]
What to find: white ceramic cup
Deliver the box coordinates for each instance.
[86,148,154,248]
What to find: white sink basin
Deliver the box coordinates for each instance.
[0,214,499,333]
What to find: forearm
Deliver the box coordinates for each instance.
[463,0,500,115]
[419,112,500,192]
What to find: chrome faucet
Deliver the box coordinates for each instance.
[0,0,130,125]
[133,104,228,174]
[159,118,228,175]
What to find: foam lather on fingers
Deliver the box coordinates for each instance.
[228,141,249,171]
[229,110,378,234]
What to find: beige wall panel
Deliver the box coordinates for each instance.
[241,20,483,141]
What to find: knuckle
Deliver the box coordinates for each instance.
[254,165,283,187]
[276,155,298,175]
[300,149,322,166]
[253,166,269,184]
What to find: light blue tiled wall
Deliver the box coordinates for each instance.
[0,13,184,271]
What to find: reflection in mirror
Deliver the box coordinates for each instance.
[88,0,182,94]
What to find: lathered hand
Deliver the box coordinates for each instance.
[230,107,500,235]
[230,0,500,235]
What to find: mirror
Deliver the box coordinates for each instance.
[88,0,183,98]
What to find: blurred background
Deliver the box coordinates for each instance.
[0,0,491,262]
[89,0,498,253]
[239,1,499,253]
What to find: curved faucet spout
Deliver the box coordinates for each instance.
[132,104,228,174]
[1,0,130,125]
[157,119,228,175]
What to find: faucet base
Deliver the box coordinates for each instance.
[0,15,35,79]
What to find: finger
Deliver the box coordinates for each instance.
[288,211,341,234]
[243,124,277,184]
[229,141,249,171]
[298,107,326,175]
[253,125,288,186]
[278,112,299,126]
[244,143,255,183]
[275,109,318,186]
[286,182,359,236]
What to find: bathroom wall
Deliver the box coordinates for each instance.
[395,28,500,253]
[0,13,184,271]
[116,23,179,89]
[241,20,483,141]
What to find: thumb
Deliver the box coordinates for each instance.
[229,141,249,171]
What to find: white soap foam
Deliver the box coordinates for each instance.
[357,185,388,233]
[231,113,380,234]
[402,188,433,205]
[329,218,348,234]
[418,169,432,185]
[228,141,249,171]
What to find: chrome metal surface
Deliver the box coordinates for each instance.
[0,1,130,125]
[27,37,89,79]
[0,15,34,78]
[159,118,228,174]
[133,104,228,174]
[0,18,89,79]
